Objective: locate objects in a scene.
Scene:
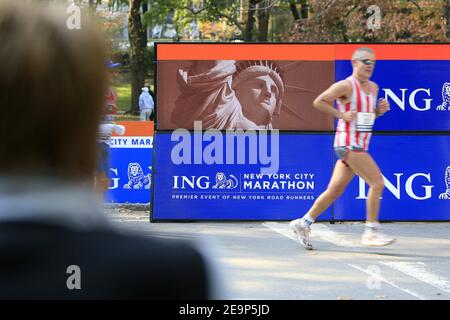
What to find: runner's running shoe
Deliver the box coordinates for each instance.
[361,229,396,246]
[289,219,313,250]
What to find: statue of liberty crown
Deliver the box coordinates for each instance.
[231,60,318,120]
[232,60,285,114]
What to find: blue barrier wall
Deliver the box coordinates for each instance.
[105,147,152,204]
[152,132,333,220]
[152,132,450,221]
[104,122,153,204]
[152,44,450,221]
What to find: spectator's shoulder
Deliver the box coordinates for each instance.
[82,228,210,299]
[90,228,201,260]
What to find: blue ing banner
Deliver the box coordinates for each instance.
[152,132,333,220]
[105,147,153,204]
[334,135,450,221]
[336,60,450,131]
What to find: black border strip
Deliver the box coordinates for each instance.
[149,131,157,222]
[149,43,157,222]
[154,41,450,45]
[153,43,158,132]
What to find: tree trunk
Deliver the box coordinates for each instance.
[88,0,95,16]
[299,0,308,19]
[289,0,300,20]
[244,0,257,42]
[128,0,147,115]
[257,1,270,42]
[142,0,148,13]
[142,1,149,43]
[339,21,349,42]
[445,0,450,39]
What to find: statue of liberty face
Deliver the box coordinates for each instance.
[236,74,279,126]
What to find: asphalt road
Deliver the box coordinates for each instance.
[107,209,450,300]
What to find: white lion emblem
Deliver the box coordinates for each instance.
[437,83,450,111]
[439,166,450,199]
[123,163,151,190]
[212,172,238,189]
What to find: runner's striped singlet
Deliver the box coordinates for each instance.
[334,76,377,151]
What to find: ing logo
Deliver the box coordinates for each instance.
[212,173,238,190]
[436,83,450,111]
[123,163,151,190]
[439,166,450,199]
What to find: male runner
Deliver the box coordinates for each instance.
[290,47,395,250]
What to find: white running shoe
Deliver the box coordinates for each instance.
[361,229,396,247]
[289,219,313,250]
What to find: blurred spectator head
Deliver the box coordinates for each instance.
[0,0,107,179]
[106,60,121,69]
[106,60,120,83]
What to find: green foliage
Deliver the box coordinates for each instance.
[142,0,243,39]
[110,49,129,66]
[143,0,179,27]
[144,46,154,76]
[107,0,128,11]
[114,83,132,112]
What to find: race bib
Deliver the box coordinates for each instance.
[356,112,375,132]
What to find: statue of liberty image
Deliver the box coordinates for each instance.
[171,60,316,130]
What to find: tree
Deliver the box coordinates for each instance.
[241,0,276,42]
[286,0,308,21]
[89,0,95,13]
[143,0,245,40]
[257,1,271,42]
[128,0,147,115]
[142,0,281,42]
[299,0,308,19]
[243,0,255,41]
[288,0,300,20]
[289,0,448,42]
[445,0,450,38]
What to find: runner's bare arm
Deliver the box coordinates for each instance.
[313,80,355,122]
[371,82,390,117]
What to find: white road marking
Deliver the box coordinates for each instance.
[381,261,450,294]
[262,222,297,241]
[263,222,358,247]
[262,222,431,300]
[348,264,427,300]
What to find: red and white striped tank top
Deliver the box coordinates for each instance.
[334,76,377,151]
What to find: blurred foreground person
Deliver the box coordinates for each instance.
[0,0,223,299]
